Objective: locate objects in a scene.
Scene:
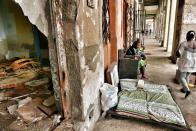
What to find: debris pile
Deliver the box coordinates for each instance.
[0,58,61,130]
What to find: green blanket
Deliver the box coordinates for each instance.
[116,79,186,127]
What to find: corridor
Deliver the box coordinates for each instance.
[0,0,196,130]
[94,36,196,131]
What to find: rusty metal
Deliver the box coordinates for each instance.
[102,0,110,43]
[49,0,71,119]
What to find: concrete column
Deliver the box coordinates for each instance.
[163,0,171,48]
[110,0,123,63]
[167,0,178,53]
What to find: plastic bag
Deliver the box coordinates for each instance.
[100,83,118,114]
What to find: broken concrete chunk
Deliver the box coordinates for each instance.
[0,110,8,116]
[38,105,57,116]
[43,95,55,107]
[52,114,62,126]
[15,97,47,123]
[7,104,18,115]
[18,97,32,108]
[0,92,5,101]
[8,120,28,131]
[54,119,74,131]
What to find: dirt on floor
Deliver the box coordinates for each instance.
[94,36,196,131]
[0,59,62,131]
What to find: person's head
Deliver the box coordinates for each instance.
[186,30,195,41]
[136,38,140,43]
[132,40,141,48]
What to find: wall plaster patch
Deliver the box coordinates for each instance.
[87,0,95,8]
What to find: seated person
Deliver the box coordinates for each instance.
[126,39,148,79]
[133,38,146,60]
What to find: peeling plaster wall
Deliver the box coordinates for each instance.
[52,0,104,130]
[171,0,184,62]
[14,0,49,37]
[0,0,36,60]
[155,0,166,43]
[179,1,196,43]
[14,0,62,111]
[16,0,104,130]
[171,0,196,62]
[69,0,104,130]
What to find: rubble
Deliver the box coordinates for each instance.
[0,92,6,101]
[18,97,32,108]
[52,114,62,126]
[15,97,47,123]
[0,110,8,116]
[8,120,28,131]
[0,58,59,129]
[38,104,57,116]
[7,104,18,115]
[54,119,74,131]
[43,95,55,107]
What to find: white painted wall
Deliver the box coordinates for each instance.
[163,0,171,48]
[167,0,178,53]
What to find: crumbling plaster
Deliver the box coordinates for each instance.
[71,0,104,130]
[14,0,104,130]
[14,0,62,111]
[14,0,49,37]
[179,2,196,43]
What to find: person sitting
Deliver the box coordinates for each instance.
[130,39,147,62]
[126,39,148,79]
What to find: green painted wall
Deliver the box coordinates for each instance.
[0,0,36,60]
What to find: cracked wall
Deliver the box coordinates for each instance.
[15,0,104,130]
[64,1,104,130]
[171,0,196,62]
[14,0,62,111]
[0,0,36,60]
[179,0,196,43]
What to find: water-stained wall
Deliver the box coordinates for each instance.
[52,0,104,130]
[0,0,36,60]
[15,0,104,130]
[171,0,196,62]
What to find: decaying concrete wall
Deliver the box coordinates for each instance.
[14,0,49,36]
[179,1,196,43]
[0,0,36,60]
[171,0,196,62]
[155,0,166,44]
[171,0,184,63]
[14,0,62,111]
[52,0,104,130]
[14,0,104,130]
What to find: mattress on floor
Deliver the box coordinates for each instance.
[116,79,186,127]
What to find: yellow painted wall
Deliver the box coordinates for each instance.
[8,0,34,46]
[0,0,36,60]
